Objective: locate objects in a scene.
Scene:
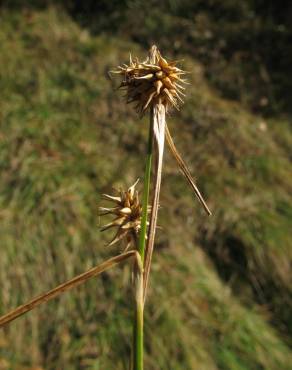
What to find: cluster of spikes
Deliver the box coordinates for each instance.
[113,46,187,114]
[99,180,149,249]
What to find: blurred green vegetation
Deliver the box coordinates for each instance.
[0,2,291,370]
[6,0,292,114]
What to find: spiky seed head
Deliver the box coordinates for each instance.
[112,45,187,115]
[99,180,148,248]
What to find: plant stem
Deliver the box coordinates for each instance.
[143,103,166,302]
[138,110,153,263]
[133,259,144,370]
[133,109,153,370]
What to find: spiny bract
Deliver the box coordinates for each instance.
[113,46,187,114]
[99,180,148,248]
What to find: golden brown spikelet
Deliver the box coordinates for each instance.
[99,180,149,249]
[112,46,187,114]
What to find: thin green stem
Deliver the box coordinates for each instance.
[133,265,144,370]
[138,109,153,263]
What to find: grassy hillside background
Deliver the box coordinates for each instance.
[0,2,291,369]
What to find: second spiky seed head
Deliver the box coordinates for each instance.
[99,180,148,248]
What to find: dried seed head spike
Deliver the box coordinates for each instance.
[99,180,150,249]
[101,194,121,203]
[112,46,187,114]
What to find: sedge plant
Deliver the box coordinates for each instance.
[0,45,211,370]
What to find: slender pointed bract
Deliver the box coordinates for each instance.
[0,251,141,327]
[165,124,212,216]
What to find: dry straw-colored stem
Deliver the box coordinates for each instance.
[0,251,141,328]
[165,124,211,216]
[143,103,166,302]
